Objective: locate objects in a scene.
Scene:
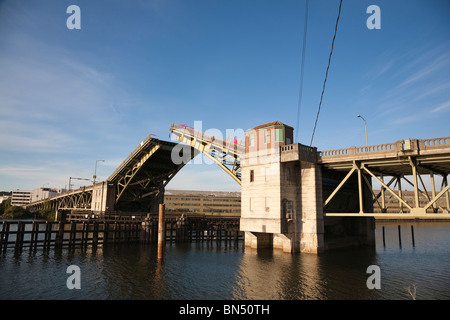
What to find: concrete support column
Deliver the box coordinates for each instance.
[299,161,324,254]
[245,231,273,249]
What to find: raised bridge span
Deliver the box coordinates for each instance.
[26,123,450,222]
[26,132,197,217]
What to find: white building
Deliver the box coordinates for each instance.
[11,188,63,207]
[11,190,32,206]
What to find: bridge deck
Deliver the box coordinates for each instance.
[170,123,244,183]
[316,137,450,218]
[318,137,450,170]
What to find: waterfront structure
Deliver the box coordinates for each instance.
[26,136,197,218]
[164,189,240,217]
[240,121,329,253]
[25,123,450,254]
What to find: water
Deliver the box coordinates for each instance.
[0,221,449,300]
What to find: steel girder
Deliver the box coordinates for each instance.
[107,135,196,212]
[169,123,244,184]
[323,155,450,217]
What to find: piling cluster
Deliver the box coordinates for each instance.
[0,220,141,252]
[0,213,242,253]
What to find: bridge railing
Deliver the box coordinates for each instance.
[418,137,450,152]
[170,123,245,157]
[318,137,450,162]
[280,143,317,163]
[108,133,155,182]
[319,142,403,160]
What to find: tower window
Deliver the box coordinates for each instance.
[275,128,283,142]
[249,133,255,147]
[264,129,271,143]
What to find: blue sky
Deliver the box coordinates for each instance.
[0,0,449,192]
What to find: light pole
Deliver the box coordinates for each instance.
[357,115,368,146]
[69,177,91,191]
[93,160,105,185]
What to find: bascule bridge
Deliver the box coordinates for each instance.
[26,122,450,253]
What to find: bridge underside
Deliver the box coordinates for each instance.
[107,138,197,212]
[170,123,244,184]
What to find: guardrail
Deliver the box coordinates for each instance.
[280,143,317,163]
[108,133,156,182]
[318,137,450,161]
[170,123,245,156]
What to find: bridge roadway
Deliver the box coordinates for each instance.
[26,123,450,220]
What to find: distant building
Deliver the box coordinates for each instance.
[11,190,32,206]
[164,189,241,217]
[11,188,64,207]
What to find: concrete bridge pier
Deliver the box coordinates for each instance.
[239,121,375,254]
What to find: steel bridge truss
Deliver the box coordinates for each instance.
[321,137,450,218]
[107,134,196,211]
[28,134,197,214]
[26,187,94,212]
[170,123,244,184]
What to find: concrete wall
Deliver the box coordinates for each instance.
[240,147,282,235]
[240,142,326,253]
[92,182,115,213]
[240,122,375,254]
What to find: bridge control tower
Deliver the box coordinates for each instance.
[240,121,325,253]
[240,121,374,254]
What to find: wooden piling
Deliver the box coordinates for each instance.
[55,221,64,248]
[157,204,166,260]
[44,221,52,249]
[411,225,415,247]
[31,221,39,250]
[104,222,110,244]
[69,222,76,247]
[93,222,99,246]
[0,216,240,251]
[15,221,24,251]
[382,226,386,247]
[398,225,402,248]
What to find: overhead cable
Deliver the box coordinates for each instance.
[295,0,309,143]
[310,0,343,146]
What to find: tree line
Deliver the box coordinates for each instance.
[0,197,55,220]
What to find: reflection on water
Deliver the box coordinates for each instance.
[0,221,449,300]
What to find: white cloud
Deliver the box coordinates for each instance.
[432,100,450,113]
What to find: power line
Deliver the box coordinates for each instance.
[295,0,309,143]
[310,0,343,146]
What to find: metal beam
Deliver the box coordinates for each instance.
[424,183,450,211]
[170,123,243,185]
[361,165,413,210]
[115,144,161,202]
[324,167,356,207]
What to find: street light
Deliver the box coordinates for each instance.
[357,115,368,146]
[68,177,91,191]
[93,160,105,185]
